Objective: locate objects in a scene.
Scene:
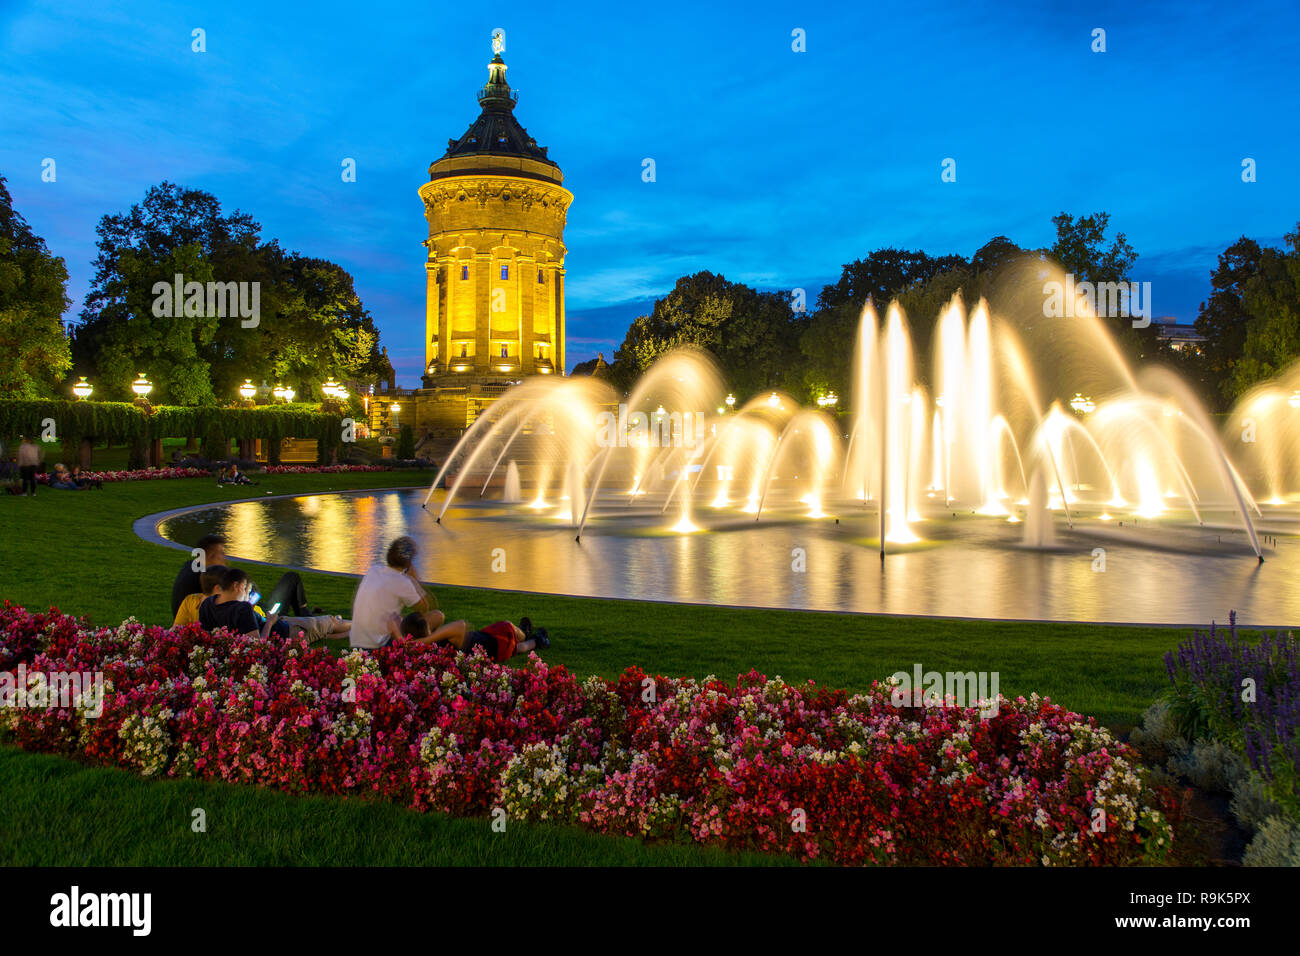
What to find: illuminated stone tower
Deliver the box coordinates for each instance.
[419,35,572,387]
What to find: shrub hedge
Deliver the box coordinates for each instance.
[0,400,344,464]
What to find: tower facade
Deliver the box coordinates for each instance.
[419,38,572,387]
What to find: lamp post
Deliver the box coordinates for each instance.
[131,373,153,408]
[1069,392,1096,415]
[321,378,347,414]
[238,379,257,406]
[72,377,94,468]
[130,373,156,465]
[725,393,736,412]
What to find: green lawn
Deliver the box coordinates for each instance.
[0,747,790,866]
[0,471,1194,865]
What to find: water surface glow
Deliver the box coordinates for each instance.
[154,489,1300,626]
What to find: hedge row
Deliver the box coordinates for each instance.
[0,400,345,462]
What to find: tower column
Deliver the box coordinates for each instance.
[475,254,490,376]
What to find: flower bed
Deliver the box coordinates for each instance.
[28,464,389,484]
[0,604,1178,865]
[262,464,389,475]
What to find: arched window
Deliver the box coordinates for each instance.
[460,265,469,280]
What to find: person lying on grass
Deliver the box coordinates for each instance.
[350,535,466,649]
[198,567,350,644]
[382,611,550,662]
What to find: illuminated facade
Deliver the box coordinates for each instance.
[419,37,572,386]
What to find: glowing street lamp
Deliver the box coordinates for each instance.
[131,374,152,398]
[72,377,93,400]
[238,379,257,402]
[816,391,838,408]
[272,383,297,402]
[725,393,736,411]
[1070,392,1096,415]
[767,392,781,409]
[322,379,340,400]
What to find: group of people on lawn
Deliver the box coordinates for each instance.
[168,534,548,662]
[11,437,102,494]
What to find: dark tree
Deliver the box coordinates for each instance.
[0,174,72,397]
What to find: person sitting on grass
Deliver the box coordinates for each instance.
[216,463,255,486]
[350,535,467,649]
[170,533,320,620]
[170,534,228,617]
[382,610,549,661]
[47,463,88,490]
[69,465,102,489]
[174,564,227,626]
[198,568,282,640]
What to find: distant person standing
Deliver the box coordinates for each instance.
[17,437,40,497]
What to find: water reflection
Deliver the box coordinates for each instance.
[154,490,1300,626]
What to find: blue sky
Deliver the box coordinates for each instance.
[2,0,1297,386]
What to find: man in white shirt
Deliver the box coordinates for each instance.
[349,535,465,649]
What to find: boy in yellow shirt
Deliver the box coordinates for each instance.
[173,566,226,626]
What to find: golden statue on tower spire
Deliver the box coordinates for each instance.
[492,29,505,55]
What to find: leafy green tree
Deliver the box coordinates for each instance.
[816,247,968,312]
[0,174,72,397]
[609,272,804,400]
[207,243,388,402]
[93,243,220,404]
[1048,212,1136,286]
[1231,226,1300,397]
[1193,237,1267,405]
[74,182,387,404]
[74,182,258,402]
[1045,211,1156,363]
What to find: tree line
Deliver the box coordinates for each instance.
[1,175,392,406]
[584,212,1300,413]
